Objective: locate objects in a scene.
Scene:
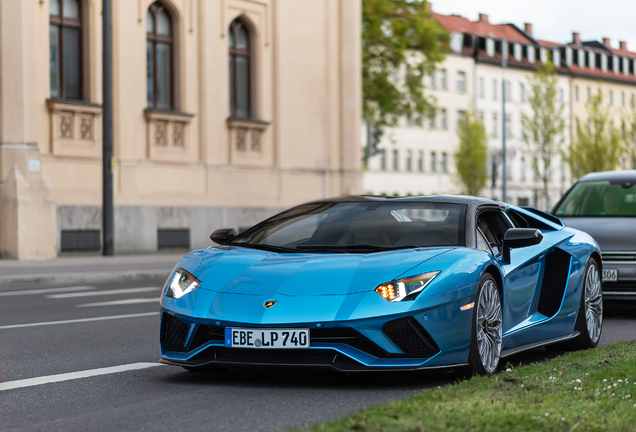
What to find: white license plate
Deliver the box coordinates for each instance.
[603,269,618,282]
[225,328,310,349]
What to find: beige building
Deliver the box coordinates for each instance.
[0,0,362,260]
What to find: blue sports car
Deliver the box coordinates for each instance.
[159,195,603,376]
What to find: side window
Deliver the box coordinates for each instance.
[477,210,512,256]
[476,227,492,254]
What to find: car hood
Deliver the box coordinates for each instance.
[195,246,453,296]
[560,217,636,251]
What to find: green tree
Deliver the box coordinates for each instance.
[566,91,624,179]
[621,101,636,169]
[454,112,489,196]
[521,62,566,210]
[362,0,449,125]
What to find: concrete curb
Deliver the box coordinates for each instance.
[0,269,171,287]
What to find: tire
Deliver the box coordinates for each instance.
[455,273,502,378]
[549,257,603,351]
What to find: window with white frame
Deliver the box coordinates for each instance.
[504,80,511,101]
[430,151,437,172]
[392,149,399,171]
[440,109,447,129]
[492,113,498,137]
[457,110,466,129]
[429,72,436,90]
[492,79,497,100]
[418,151,424,172]
[479,77,485,99]
[406,150,413,171]
[457,71,466,93]
[440,69,447,90]
[505,115,512,138]
[520,83,525,102]
[441,152,448,173]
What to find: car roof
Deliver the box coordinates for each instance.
[305,194,502,207]
[578,170,636,183]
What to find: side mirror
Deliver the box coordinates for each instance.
[210,228,238,245]
[502,228,543,264]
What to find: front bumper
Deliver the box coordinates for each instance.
[158,308,471,372]
[601,262,636,300]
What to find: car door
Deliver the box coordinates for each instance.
[476,207,544,341]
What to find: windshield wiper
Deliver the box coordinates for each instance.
[232,243,299,253]
[293,245,351,253]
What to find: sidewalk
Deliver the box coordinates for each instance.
[0,253,185,287]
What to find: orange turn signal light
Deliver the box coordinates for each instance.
[375,283,397,301]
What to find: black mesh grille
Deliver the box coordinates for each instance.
[161,313,190,352]
[212,348,335,365]
[310,327,389,357]
[602,281,636,293]
[382,317,440,357]
[537,249,571,317]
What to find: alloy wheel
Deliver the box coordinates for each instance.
[476,280,502,374]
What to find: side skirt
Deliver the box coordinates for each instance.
[500,331,580,359]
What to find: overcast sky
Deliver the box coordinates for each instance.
[431,0,636,50]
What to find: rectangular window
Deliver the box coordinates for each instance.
[440,109,447,130]
[479,77,485,99]
[430,152,437,172]
[632,94,635,108]
[521,157,526,182]
[440,69,447,90]
[492,113,498,137]
[457,110,466,129]
[418,151,424,172]
[429,113,436,129]
[50,26,61,97]
[441,152,448,173]
[575,117,580,137]
[492,79,497,100]
[520,83,525,102]
[393,149,399,171]
[406,150,413,171]
[559,88,564,104]
[622,92,626,107]
[587,87,591,102]
[505,115,512,138]
[380,149,387,171]
[456,71,466,93]
[504,80,511,101]
[63,27,82,100]
[610,90,614,105]
[575,85,579,102]
[429,72,436,90]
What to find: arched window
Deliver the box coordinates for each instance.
[50,0,83,100]
[229,19,251,118]
[147,2,173,109]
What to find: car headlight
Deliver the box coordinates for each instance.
[375,271,440,302]
[166,268,201,299]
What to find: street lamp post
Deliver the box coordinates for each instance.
[102,0,114,256]
[501,39,508,203]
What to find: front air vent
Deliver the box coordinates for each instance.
[161,313,190,352]
[382,317,440,357]
[537,249,571,317]
[602,252,636,264]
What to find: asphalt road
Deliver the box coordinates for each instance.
[0,280,635,432]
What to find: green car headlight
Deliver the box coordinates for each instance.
[375,271,440,302]
[167,268,201,299]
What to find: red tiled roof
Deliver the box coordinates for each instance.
[431,12,532,44]
[537,39,563,48]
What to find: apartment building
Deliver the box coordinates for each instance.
[363,7,636,210]
[0,0,362,260]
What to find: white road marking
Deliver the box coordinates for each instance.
[76,298,160,308]
[0,363,166,392]
[0,286,95,297]
[47,287,160,299]
[0,312,159,330]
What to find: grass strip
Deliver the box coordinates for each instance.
[296,340,636,432]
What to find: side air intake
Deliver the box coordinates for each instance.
[161,313,190,352]
[382,317,440,357]
[537,249,571,317]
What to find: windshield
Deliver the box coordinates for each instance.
[229,201,466,252]
[554,180,636,217]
